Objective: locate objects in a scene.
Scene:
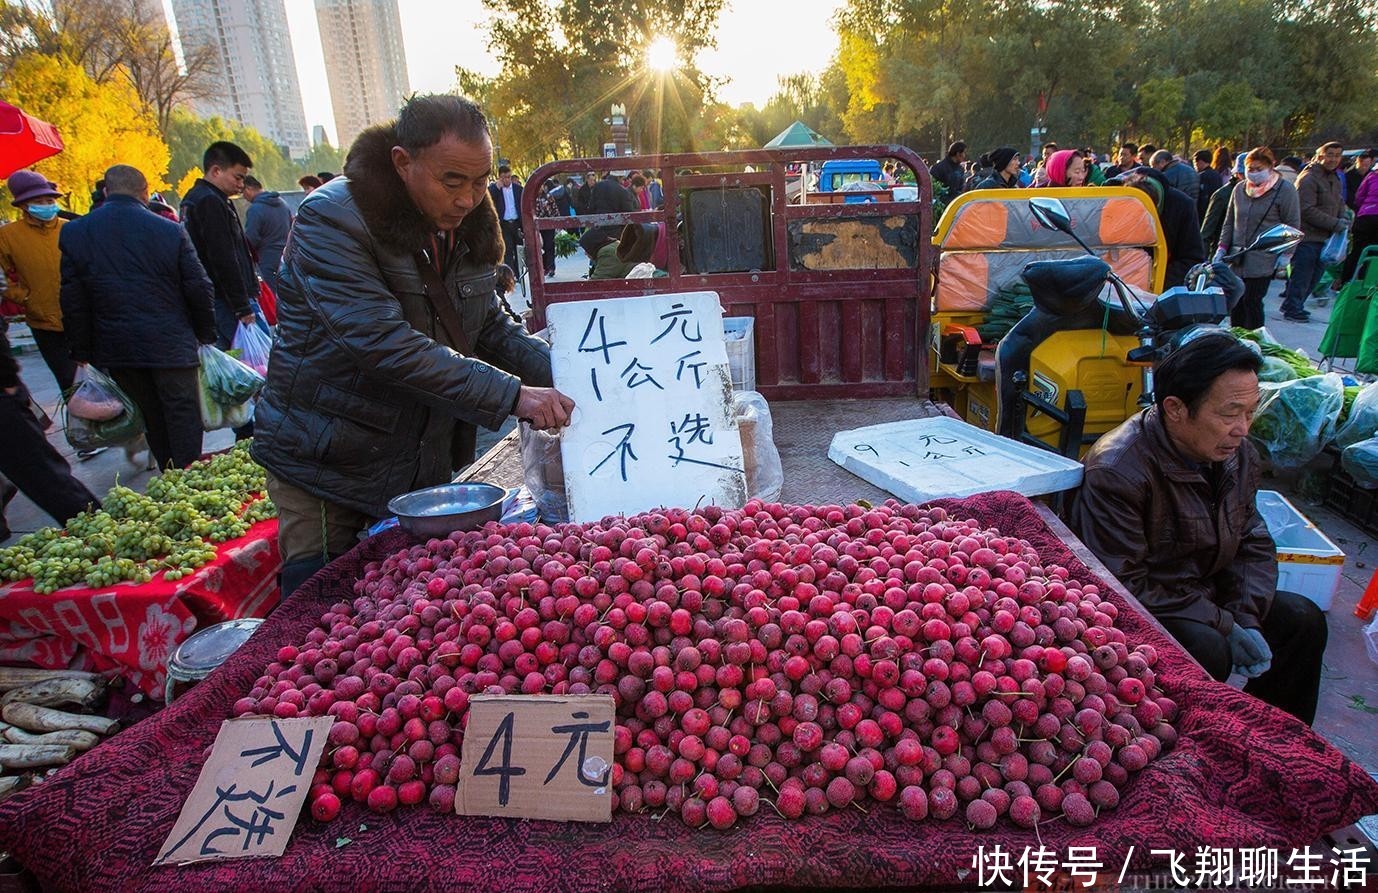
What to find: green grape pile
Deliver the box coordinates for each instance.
[0,442,275,593]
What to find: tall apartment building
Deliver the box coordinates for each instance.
[314,0,410,151]
[168,0,311,159]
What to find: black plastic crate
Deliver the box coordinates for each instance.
[1323,458,1378,537]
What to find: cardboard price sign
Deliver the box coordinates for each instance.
[456,694,614,823]
[155,716,333,865]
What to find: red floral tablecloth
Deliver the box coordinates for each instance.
[0,519,281,699]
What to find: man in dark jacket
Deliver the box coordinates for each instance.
[1070,334,1326,723]
[252,94,573,596]
[587,172,639,240]
[1112,166,1205,288]
[1193,149,1224,222]
[975,147,1021,190]
[1151,149,1200,204]
[929,141,967,200]
[488,164,523,271]
[180,141,260,347]
[59,165,217,470]
[1281,141,1348,321]
[242,175,292,295]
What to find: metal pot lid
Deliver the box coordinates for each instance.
[169,618,265,672]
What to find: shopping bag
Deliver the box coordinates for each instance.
[1321,223,1350,268]
[257,279,278,326]
[198,343,264,406]
[65,366,127,422]
[62,371,145,451]
[231,320,272,377]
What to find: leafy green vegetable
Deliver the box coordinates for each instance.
[1231,327,1320,378]
[1249,373,1345,468]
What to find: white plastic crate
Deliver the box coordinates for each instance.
[723,316,756,392]
[1257,490,1345,611]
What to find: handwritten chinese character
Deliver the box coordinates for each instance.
[650,302,703,345]
[916,434,959,447]
[240,720,316,775]
[166,780,293,857]
[621,358,664,390]
[675,351,707,388]
[578,307,627,365]
[544,711,612,788]
[591,424,638,482]
[668,415,736,473]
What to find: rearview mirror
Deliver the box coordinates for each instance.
[1249,223,1304,255]
[1029,197,1073,235]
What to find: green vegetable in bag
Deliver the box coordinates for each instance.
[198,344,264,406]
[1249,373,1345,468]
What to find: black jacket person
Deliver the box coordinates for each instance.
[251,95,573,595]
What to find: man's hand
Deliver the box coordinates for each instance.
[515,386,574,432]
[238,313,258,325]
[1227,624,1272,678]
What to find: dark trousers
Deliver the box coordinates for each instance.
[1280,241,1324,317]
[541,230,556,275]
[500,219,521,272]
[1158,591,1327,724]
[1342,215,1378,283]
[0,388,98,529]
[108,367,203,470]
[1229,276,1272,330]
[30,327,77,394]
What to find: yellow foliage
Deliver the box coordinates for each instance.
[175,167,202,199]
[1,54,170,213]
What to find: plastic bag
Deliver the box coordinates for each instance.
[231,320,272,377]
[1320,222,1350,268]
[1249,372,1345,468]
[65,366,127,421]
[63,380,145,450]
[1335,383,1378,449]
[519,423,567,522]
[1365,613,1378,668]
[1342,438,1378,488]
[733,390,783,503]
[199,343,264,405]
[199,384,255,431]
[1257,356,1299,383]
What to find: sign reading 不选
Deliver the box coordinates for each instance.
[155,715,333,865]
[455,694,615,823]
[548,291,747,521]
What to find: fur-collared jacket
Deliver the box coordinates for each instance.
[251,123,552,517]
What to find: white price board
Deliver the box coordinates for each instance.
[548,292,748,521]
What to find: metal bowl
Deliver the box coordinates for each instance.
[388,482,513,538]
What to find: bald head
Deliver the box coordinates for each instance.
[103,165,148,199]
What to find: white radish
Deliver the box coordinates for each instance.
[1,703,117,735]
[3,726,100,750]
[0,668,103,691]
[0,677,104,709]
[0,776,21,801]
[0,743,74,769]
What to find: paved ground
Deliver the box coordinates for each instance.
[4,267,1376,783]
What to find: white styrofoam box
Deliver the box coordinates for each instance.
[828,416,1084,503]
[723,316,755,392]
[1257,490,1345,611]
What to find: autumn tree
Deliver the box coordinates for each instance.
[164,109,300,195]
[1,53,169,212]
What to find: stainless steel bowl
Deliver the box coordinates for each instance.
[387,482,514,538]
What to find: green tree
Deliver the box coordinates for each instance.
[164,109,298,196]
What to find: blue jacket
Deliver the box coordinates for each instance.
[59,194,216,368]
[245,190,293,285]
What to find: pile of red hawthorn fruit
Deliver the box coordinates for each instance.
[234,501,1178,831]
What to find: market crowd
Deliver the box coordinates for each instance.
[931,139,1377,327]
[0,93,1369,726]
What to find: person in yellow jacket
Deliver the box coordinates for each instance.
[0,171,75,393]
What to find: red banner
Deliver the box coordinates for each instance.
[0,520,281,699]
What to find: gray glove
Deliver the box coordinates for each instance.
[1227,624,1272,678]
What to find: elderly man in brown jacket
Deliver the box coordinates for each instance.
[1069,333,1327,723]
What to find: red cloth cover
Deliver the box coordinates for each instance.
[0,494,1373,892]
[0,519,281,698]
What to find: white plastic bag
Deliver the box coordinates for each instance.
[733,390,783,503]
[231,320,272,377]
[1365,613,1378,668]
[519,423,567,522]
[198,343,264,405]
[65,366,127,422]
[1336,383,1378,450]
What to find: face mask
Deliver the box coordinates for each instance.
[26,202,59,221]
[1246,170,1271,186]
